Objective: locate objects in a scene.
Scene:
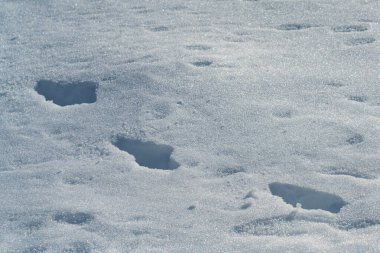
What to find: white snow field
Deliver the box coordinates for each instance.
[1,0,380,252]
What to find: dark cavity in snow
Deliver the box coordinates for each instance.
[324,166,375,180]
[35,80,98,106]
[53,211,94,225]
[233,213,301,236]
[187,205,196,210]
[346,134,364,145]
[192,60,213,67]
[112,137,180,170]
[63,241,91,253]
[337,219,380,230]
[269,183,347,213]
[332,25,368,32]
[349,95,367,103]
[346,37,375,46]
[23,246,47,253]
[217,167,245,177]
[150,26,169,32]
[277,23,312,30]
[186,44,211,51]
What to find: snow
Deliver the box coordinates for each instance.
[0,0,379,252]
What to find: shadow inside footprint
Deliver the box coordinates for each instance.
[349,95,367,103]
[22,246,47,253]
[35,80,98,106]
[192,60,213,67]
[53,211,94,225]
[233,213,300,236]
[276,23,312,30]
[150,26,169,32]
[337,219,380,230]
[346,134,364,145]
[185,45,211,51]
[324,166,375,180]
[63,241,91,253]
[332,25,368,32]
[217,167,245,177]
[346,37,375,46]
[269,183,347,213]
[112,137,180,170]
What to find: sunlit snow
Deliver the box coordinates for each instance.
[1,0,379,252]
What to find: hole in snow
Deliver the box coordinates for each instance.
[185,44,211,51]
[337,219,380,230]
[22,246,47,253]
[332,25,368,32]
[112,137,180,170]
[323,166,376,180]
[53,211,94,225]
[269,182,347,213]
[346,133,364,145]
[150,26,169,32]
[276,23,312,30]
[63,241,91,253]
[35,80,98,106]
[217,167,245,177]
[348,95,367,103]
[233,214,303,236]
[346,37,375,46]
[192,60,213,67]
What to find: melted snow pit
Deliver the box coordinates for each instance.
[269,182,347,213]
[35,80,98,106]
[113,136,180,170]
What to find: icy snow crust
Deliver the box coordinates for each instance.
[0,0,380,252]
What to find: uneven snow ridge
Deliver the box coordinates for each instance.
[0,0,379,252]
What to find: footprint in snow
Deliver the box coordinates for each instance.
[272,108,293,118]
[185,44,212,51]
[276,23,312,31]
[348,95,367,103]
[53,211,94,225]
[322,166,376,180]
[22,245,47,253]
[112,136,180,170]
[192,60,213,67]
[332,25,368,32]
[35,80,98,106]
[346,133,364,145]
[149,26,169,32]
[62,241,91,253]
[345,37,375,46]
[269,182,347,213]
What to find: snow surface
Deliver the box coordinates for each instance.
[1,0,380,252]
